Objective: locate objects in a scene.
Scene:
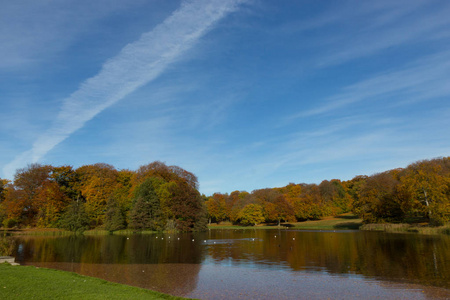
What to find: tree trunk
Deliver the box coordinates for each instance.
[423,188,432,218]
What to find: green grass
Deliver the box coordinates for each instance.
[208,214,363,231]
[291,214,362,230]
[0,263,190,300]
[208,225,284,230]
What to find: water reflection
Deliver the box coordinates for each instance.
[203,229,450,288]
[12,230,450,297]
[14,233,204,295]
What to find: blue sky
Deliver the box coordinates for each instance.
[1,0,449,195]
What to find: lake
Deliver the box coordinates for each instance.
[12,229,450,299]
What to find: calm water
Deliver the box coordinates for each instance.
[12,229,450,299]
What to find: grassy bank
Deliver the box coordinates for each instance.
[208,214,363,230]
[0,263,188,300]
[292,214,362,230]
[360,223,450,235]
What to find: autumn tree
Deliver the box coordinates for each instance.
[35,180,70,227]
[291,184,328,220]
[398,159,450,225]
[0,179,10,226]
[319,180,352,215]
[228,191,249,223]
[76,163,119,226]
[10,163,52,225]
[206,193,227,223]
[354,170,403,223]
[238,204,265,226]
[265,194,295,226]
[133,162,207,231]
[347,175,368,214]
[113,169,134,211]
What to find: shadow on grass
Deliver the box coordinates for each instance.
[336,215,360,220]
[333,222,362,230]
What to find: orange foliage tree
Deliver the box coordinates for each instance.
[206,193,227,223]
[75,163,119,226]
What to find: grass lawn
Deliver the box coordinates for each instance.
[291,214,362,230]
[209,214,363,230]
[0,263,190,300]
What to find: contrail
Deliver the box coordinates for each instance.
[3,0,247,178]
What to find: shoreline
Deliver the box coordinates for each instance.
[3,214,449,236]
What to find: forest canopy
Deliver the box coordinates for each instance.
[1,157,449,231]
[204,157,450,226]
[0,162,207,232]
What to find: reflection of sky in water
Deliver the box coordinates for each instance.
[190,264,449,300]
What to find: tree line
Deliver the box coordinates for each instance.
[0,162,207,232]
[205,179,353,226]
[1,157,449,231]
[205,157,450,226]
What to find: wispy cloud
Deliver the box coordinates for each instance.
[288,51,450,119]
[289,0,427,32]
[318,3,450,67]
[281,0,450,67]
[3,0,247,179]
[0,1,141,69]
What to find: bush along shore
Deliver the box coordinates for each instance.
[0,263,188,300]
[360,223,450,235]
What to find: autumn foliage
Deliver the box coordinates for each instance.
[353,157,450,225]
[1,157,449,230]
[0,162,207,232]
[205,157,450,226]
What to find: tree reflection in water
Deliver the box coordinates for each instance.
[12,230,450,298]
[14,233,204,295]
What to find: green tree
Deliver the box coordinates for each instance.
[104,197,126,233]
[0,178,9,203]
[129,178,163,231]
[59,199,90,233]
[168,180,208,231]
